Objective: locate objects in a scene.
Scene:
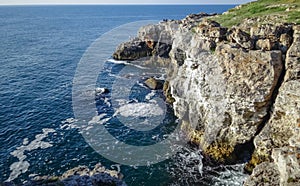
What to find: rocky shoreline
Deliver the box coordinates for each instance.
[113,9,300,186]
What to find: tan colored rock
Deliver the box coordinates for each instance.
[272,146,300,186]
[256,38,278,51]
[163,81,175,103]
[227,27,254,49]
[244,162,281,186]
[246,24,300,185]
[250,24,292,39]
[144,77,164,90]
[251,27,300,165]
[279,33,293,53]
[195,20,227,42]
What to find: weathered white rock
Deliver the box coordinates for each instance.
[244,162,281,186]
[168,26,284,161]
[245,24,300,186]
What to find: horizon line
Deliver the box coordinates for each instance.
[0,3,238,6]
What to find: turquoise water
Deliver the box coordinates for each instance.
[0,5,248,185]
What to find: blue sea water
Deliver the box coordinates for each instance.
[0,5,248,185]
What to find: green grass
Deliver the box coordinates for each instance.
[210,0,300,28]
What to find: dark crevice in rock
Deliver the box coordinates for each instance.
[231,140,255,164]
[244,57,287,173]
[174,48,186,66]
[254,38,291,138]
[244,33,294,174]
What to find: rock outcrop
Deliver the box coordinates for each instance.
[113,12,300,185]
[168,22,286,163]
[244,25,300,186]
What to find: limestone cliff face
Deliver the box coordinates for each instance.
[168,32,284,162]
[113,14,300,185]
[244,25,300,186]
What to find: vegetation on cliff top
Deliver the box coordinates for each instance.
[211,0,300,27]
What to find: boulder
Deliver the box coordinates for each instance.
[279,33,293,53]
[250,24,293,39]
[144,77,164,90]
[163,81,175,103]
[244,162,281,186]
[195,20,227,42]
[245,24,300,185]
[256,37,278,51]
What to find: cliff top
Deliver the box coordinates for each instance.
[211,0,300,28]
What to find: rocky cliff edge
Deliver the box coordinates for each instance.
[113,8,300,186]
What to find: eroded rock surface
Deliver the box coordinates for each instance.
[244,25,300,186]
[112,13,300,185]
[168,27,284,162]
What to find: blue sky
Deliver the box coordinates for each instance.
[0,0,254,5]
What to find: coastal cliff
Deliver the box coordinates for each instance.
[113,1,300,185]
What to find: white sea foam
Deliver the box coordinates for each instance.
[88,113,111,125]
[95,87,107,95]
[211,164,248,186]
[60,118,79,130]
[145,90,156,101]
[61,114,111,132]
[114,103,164,118]
[104,97,111,107]
[107,59,149,69]
[137,81,149,89]
[6,128,55,182]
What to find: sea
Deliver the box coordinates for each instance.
[0,5,249,185]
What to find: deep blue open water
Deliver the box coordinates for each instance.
[0,5,249,185]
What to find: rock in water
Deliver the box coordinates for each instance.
[113,37,152,61]
[95,87,109,95]
[144,77,164,90]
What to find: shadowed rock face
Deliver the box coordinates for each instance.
[113,37,153,61]
[112,12,300,185]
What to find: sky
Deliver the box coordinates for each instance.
[0,0,254,5]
